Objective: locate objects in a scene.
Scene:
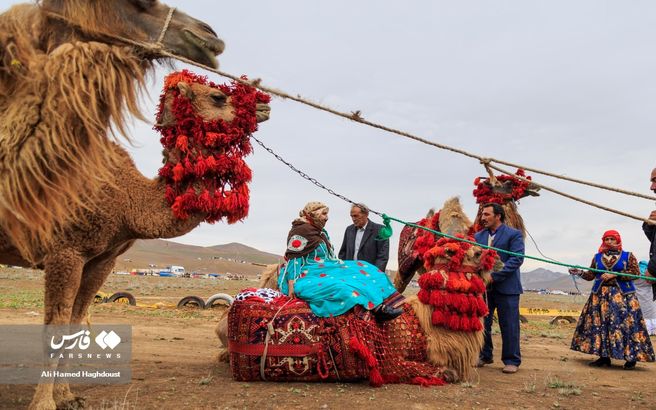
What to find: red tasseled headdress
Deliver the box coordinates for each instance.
[472,168,531,205]
[155,70,270,223]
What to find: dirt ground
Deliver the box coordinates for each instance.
[0,268,654,409]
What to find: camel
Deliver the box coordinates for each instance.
[0,0,225,263]
[0,70,270,409]
[394,169,540,293]
[217,197,504,384]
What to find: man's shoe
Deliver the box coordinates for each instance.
[476,358,493,367]
[502,364,518,374]
[623,361,637,370]
[588,357,611,367]
[374,304,403,323]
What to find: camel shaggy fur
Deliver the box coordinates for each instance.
[0,73,270,409]
[217,198,502,383]
[0,0,225,262]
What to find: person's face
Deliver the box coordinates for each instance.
[650,168,656,193]
[480,206,502,230]
[350,206,368,229]
[316,208,329,225]
[603,236,618,247]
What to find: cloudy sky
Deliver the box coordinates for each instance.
[4,1,655,272]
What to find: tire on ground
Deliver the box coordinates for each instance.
[204,293,234,309]
[550,315,575,325]
[177,295,206,309]
[107,291,136,306]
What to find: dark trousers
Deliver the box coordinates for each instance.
[481,290,521,366]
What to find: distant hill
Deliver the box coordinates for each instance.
[113,239,281,276]
[521,268,592,292]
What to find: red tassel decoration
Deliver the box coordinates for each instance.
[172,163,185,183]
[175,134,189,152]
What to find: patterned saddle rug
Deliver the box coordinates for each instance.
[227,289,448,386]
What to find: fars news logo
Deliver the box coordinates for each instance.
[49,329,123,359]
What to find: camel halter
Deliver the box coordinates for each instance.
[156,7,176,46]
[41,6,177,55]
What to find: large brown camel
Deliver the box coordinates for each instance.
[394,169,540,292]
[217,198,504,384]
[0,0,225,263]
[0,71,270,409]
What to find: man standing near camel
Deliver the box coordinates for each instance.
[474,203,525,374]
[339,203,389,272]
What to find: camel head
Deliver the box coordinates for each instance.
[37,0,224,68]
[414,198,501,280]
[472,169,539,236]
[155,70,271,224]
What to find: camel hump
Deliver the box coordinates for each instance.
[438,197,472,236]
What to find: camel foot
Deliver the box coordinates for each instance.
[56,396,85,410]
[217,348,230,363]
[29,384,57,410]
[441,368,459,383]
[28,396,57,410]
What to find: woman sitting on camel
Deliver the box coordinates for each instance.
[278,201,404,322]
[569,229,655,369]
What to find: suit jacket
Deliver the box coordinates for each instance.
[338,220,389,271]
[474,224,525,295]
[644,222,656,276]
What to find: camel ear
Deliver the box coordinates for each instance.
[177,81,194,99]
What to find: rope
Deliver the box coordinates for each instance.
[155,7,176,45]
[382,214,656,282]
[487,163,656,225]
[251,132,654,282]
[260,298,293,381]
[37,10,656,219]
[154,50,656,203]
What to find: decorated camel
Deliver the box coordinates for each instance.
[0,0,225,263]
[216,197,503,385]
[0,70,270,409]
[395,169,540,292]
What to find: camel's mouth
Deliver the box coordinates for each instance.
[256,103,271,123]
[182,29,224,68]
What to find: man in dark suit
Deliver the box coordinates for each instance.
[338,203,389,272]
[474,202,525,374]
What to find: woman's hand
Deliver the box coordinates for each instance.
[568,268,583,276]
[288,280,295,299]
[601,273,616,282]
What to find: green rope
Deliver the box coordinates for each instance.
[381,214,656,282]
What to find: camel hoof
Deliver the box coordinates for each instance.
[441,368,459,383]
[57,396,85,410]
[28,398,57,410]
[217,348,230,363]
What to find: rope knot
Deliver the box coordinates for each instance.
[377,214,393,240]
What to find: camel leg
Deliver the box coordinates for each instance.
[52,252,123,408]
[29,250,84,410]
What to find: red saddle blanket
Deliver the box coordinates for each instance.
[227,295,448,386]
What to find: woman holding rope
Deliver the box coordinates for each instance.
[278,201,404,322]
[569,230,654,369]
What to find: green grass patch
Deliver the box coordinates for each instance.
[0,290,44,309]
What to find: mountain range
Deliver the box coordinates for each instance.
[116,239,592,291]
[114,239,281,275]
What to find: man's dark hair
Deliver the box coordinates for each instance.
[482,202,505,222]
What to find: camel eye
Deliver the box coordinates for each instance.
[210,93,227,106]
[133,0,156,12]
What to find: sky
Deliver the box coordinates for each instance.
[3,1,655,272]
